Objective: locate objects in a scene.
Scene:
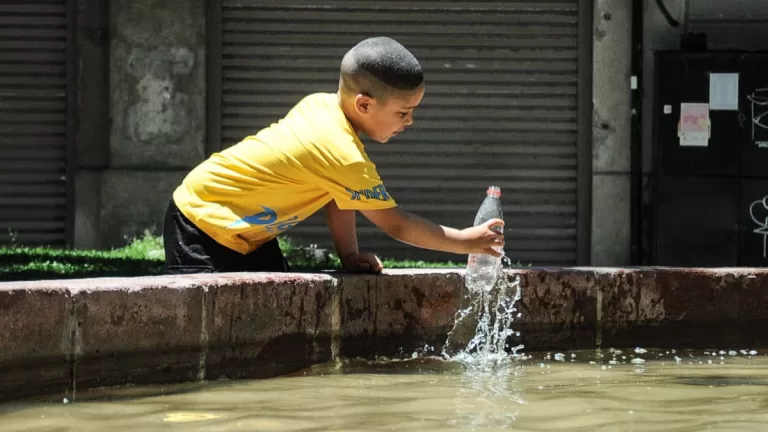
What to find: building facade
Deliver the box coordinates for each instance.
[2,0,645,266]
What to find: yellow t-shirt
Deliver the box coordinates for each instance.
[172,92,397,254]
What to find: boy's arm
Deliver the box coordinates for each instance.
[360,207,504,256]
[324,200,383,273]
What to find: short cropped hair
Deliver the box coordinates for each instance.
[339,37,423,101]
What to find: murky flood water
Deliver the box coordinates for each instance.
[3,348,768,431]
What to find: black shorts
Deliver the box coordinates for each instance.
[162,199,290,274]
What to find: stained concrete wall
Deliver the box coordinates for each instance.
[74,0,206,248]
[3,268,768,402]
[591,0,633,266]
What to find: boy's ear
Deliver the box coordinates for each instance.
[354,93,374,115]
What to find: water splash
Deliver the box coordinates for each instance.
[440,261,526,428]
[442,262,525,371]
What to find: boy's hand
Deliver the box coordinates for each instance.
[341,252,384,274]
[361,207,506,258]
[459,219,505,257]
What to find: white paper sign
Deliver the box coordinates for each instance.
[679,103,710,147]
[709,73,739,110]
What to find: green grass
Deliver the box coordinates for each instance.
[0,231,167,281]
[0,231,462,281]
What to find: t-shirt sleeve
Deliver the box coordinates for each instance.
[327,161,398,211]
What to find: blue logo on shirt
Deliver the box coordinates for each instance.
[228,206,277,228]
[228,205,301,233]
[346,184,391,202]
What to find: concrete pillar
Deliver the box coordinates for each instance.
[591,0,633,266]
[100,0,206,246]
[74,0,109,249]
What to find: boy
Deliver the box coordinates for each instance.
[163,36,504,275]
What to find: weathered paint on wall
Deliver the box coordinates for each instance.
[109,0,205,168]
[125,46,196,147]
[84,0,208,247]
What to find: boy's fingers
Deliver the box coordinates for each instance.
[359,253,383,273]
[486,218,505,231]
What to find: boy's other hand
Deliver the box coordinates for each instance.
[460,219,505,257]
[341,252,384,274]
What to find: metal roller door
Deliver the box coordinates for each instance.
[0,1,74,247]
[215,1,590,265]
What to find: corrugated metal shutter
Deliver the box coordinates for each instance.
[220,0,580,265]
[0,1,72,246]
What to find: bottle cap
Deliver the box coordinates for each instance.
[487,185,501,197]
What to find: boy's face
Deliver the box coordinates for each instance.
[355,85,425,143]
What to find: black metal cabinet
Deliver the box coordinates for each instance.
[654,177,739,266]
[649,51,768,266]
[654,52,743,177]
[740,54,768,177]
[740,179,768,266]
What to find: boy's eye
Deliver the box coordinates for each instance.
[398,112,408,118]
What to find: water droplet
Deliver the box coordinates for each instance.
[750,350,758,355]
[634,347,647,354]
[631,358,646,365]
[62,398,69,404]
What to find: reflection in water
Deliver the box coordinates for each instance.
[448,360,525,429]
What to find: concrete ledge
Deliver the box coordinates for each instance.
[2,267,768,401]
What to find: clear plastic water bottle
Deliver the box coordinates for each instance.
[465,185,504,292]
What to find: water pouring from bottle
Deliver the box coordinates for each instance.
[443,186,525,370]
